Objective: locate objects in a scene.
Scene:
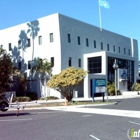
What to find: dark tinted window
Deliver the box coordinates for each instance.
[88,56,102,73]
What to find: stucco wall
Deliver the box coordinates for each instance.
[58,14,136,70]
[0,13,62,98]
[58,14,138,98]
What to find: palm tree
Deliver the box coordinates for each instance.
[13,68,27,96]
[31,58,53,97]
[27,20,40,61]
[19,30,28,59]
[11,46,22,66]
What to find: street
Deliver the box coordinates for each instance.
[0,97,140,140]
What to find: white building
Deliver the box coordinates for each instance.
[0,13,139,99]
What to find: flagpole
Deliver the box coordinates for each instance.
[98,0,102,31]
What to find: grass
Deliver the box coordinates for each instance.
[68,101,113,106]
[25,101,114,108]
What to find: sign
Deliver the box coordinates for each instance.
[92,79,106,93]
[95,86,106,93]
[95,79,106,87]
[92,79,106,102]
[120,69,127,80]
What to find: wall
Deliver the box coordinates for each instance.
[0,13,62,98]
[58,14,135,70]
[58,13,139,97]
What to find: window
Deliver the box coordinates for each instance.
[101,42,103,50]
[78,59,81,67]
[9,43,12,51]
[77,36,80,45]
[108,57,134,87]
[67,34,71,43]
[28,61,31,69]
[18,62,21,70]
[86,38,89,47]
[128,49,130,55]
[119,46,120,53]
[94,40,96,48]
[51,57,54,66]
[113,45,115,52]
[107,44,109,51]
[27,38,30,47]
[0,45,3,49]
[68,57,72,66]
[124,48,126,54]
[18,40,21,49]
[88,56,102,73]
[39,36,42,45]
[50,33,54,42]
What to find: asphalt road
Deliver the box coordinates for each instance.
[90,97,140,111]
[0,98,140,140]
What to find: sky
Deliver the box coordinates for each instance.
[0,0,140,59]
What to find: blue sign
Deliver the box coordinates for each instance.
[95,79,106,87]
[120,69,127,79]
[92,79,106,94]
[92,79,106,102]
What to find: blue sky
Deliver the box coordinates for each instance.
[0,0,140,59]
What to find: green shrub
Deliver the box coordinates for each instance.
[134,83,140,91]
[13,96,31,102]
[106,82,121,96]
[106,82,115,96]
[26,92,38,100]
[117,89,121,95]
[46,96,59,100]
[39,97,46,100]
[39,96,59,100]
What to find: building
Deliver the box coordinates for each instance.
[138,61,140,76]
[0,13,139,99]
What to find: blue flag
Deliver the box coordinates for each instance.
[100,0,110,9]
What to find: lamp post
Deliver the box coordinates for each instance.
[113,59,118,97]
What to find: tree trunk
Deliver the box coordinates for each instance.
[66,93,73,102]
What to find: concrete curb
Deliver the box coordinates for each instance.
[7,101,117,111]
[4,94,140,111]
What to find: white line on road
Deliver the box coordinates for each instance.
[0,118,32,122]
[31,111,64,114]
[52,108,140,118]
[89,134,100,140]
[82,114,93,117]
[129,121,140,126]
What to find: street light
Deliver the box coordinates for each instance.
[113,59,118,97]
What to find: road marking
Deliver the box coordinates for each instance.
[82,114,93,117]
[129,121,140,126]
[89,134,100,140]
[0,118,32,122]
[50,108,140,118]
[31,111,64,114]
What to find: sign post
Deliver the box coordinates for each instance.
[92,79,106,102]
